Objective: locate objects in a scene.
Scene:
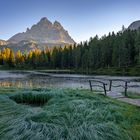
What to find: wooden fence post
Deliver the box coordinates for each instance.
[89,80,92,91]
[109,80,112,91]
[124,81,128,97]
[103,83,107,96]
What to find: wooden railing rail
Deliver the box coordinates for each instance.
[108,79,130,96]
[89,80,107,96]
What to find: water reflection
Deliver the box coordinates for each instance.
[0,80,34,88]
[0,81,13,87]
[0,77,88,89]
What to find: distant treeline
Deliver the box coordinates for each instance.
[0,29,140,73]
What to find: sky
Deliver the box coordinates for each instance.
[0,0,140,43]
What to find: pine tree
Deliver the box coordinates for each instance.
[135,30,140,66]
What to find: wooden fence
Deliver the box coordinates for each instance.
[89,78,140,96]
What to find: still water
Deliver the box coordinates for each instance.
[0,70,140,93]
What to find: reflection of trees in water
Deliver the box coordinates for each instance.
[0,78,60,88]
[0,80,33,88]
[0,81,13,87]
[0,78,85,89]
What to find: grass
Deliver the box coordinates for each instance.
[122,91,140,99]
[0,87,140,140]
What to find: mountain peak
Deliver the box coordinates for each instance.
[36,17,53,28]
[54,20,63,29]
[40,17,49,22]
[8,17,75,46]
[39,17,52,24]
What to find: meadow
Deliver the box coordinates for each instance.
[0,87,140,140]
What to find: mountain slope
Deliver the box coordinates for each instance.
[0,39,8,45]
[128,20,140,30]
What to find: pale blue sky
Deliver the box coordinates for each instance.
[0,0,140,43]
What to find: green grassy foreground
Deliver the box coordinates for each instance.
[0,87,140,140]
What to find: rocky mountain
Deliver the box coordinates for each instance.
[128,20,140,30]
[8,17,75,45]
[0,39,8,45]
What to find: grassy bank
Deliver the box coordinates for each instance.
[0,87,140,140]
[74,67,140,76]
[123,92,140,99]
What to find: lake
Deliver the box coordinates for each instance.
[0,70,140,93]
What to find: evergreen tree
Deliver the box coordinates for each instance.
[135,30,140,66]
